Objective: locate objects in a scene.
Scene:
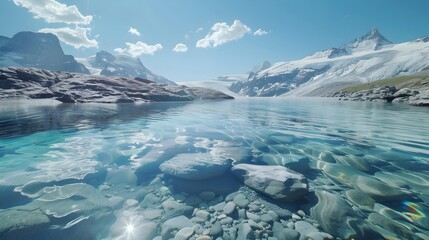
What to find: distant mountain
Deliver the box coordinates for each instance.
[0,32,89,74]
[77,51,175,85]
[230,28,429,96]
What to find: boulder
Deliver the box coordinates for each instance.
[161,215,193,240]
[160,153,232,180]
[231,164,309,202]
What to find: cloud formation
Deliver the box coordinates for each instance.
[172,43,188,53]
[196,20,251,48]
[128,27,141,36]
[39,27,98,49]
[13,0,92,25]
[254,29,268,36]
[115,41,163,57]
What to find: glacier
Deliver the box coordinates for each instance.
[230,27,429,96]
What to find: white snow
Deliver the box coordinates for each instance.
[249,37,429,96]
[178,79,242,98]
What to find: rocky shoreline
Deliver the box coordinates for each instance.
[0,67,233,103]
[328,86,429,106]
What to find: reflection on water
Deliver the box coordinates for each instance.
[0,98,428,240]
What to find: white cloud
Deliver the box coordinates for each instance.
[196,27,204,33]
[39,26,98,49]
[172,43,188,53]
[114,41,163,57]
[113,48,126,54]
[128,27,140,36]
[253,29,268,36]
[196,20,251,48]
[13,0,92,25]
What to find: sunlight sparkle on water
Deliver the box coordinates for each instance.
[126,223,134,234]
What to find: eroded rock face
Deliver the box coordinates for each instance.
[0,67,234,103]
[231,164,309,202]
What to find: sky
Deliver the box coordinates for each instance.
[1,0,429,82]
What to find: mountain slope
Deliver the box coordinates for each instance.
[0,32,89,74]
[77,51,175,85]
[0,67,232,103]
[230,28,429,96]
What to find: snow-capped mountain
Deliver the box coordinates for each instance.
[230,27,429,96]
[0,32,89,74]
[77,51,175,85]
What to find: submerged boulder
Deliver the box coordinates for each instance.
[310,191,383,240]
[0,183,114,240]
[231,164,309,202]
[160,153,232,180]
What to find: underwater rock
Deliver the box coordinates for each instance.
[318,162,407,201]
[160,153,232,180]
[310,190,383,240]
[174,227,194,240]
[0,209,50,240]
[0,183,114,240]
[345,190,375,212]
[237,222,254,240]
[161,215,193,240]
[223,201,236,215]
[231,164,309,202]
[233,193,250,208]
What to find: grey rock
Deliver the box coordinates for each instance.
[199,191,216,201]
[238,209,246,219]
[223,202,236,215]
[246,211,261,222]
[294,221,319,237]
[209,221,223,237]
[220,217,233,225]
[138,222,159,240]
[283,228,300,240]
[237,223,254,240]
[185,196,203,206]
[174,227,195,240]
[260,213,274,223]
[195,210,210,221]
[161,216,193,240]
[212,201,226,212]
[0,67,234,103]
[409,89,429,106]
[232,164,309,202]
[0,183,114,240]
[160,153,232,180]
[143,209,163,220]
[272,222,286,240]
[233,194,250,208]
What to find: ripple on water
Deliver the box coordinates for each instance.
[0,98,428,240]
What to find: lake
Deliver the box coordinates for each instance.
[0,98,428,240]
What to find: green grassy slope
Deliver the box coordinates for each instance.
[340,71,429,93]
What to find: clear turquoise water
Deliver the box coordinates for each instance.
[0,98,428,240]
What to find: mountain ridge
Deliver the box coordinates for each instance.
[230,28,429,97]
[0,31,89,74]
[0,31,174,85]
[76,50,175,85]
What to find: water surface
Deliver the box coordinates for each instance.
[0,98,428,240]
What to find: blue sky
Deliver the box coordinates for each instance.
[1,0,429,81]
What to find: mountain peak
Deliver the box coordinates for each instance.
[355,27,392,44]
[343,27,392,52]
